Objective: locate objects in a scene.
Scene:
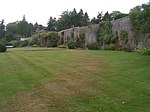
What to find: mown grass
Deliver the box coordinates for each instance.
[0,47,150,112]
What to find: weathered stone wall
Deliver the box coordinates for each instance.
[112,17,150,49]
[58,24,99,45]
[112,17,135,48]
[58,17,150,49]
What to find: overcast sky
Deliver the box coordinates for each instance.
[0,0,148,26]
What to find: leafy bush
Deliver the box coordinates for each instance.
[9,40,20,47]
[87,43,99,50]
[19,40,29,47]
[32,44,37,47]
[119,30,128,44]
[124,45,133,52]
[58,45,66,48]
[137,48,150,55]
[46,32,59,47]
[76,34,85,48]
[29,37,37,46]
[97,21,113,46]
[115,45,124,51]
[104,44,115,50]
[34,32,59,47]
[0,44,7,52]
[67,40,76,49]
[129,3,150,34]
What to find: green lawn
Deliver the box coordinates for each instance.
[0,47,150,112]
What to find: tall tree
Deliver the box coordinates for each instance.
[97,11,103,21]
[56,8,90,31]
[83,12,90,26]
[129,3,150,34]
[28,23,34,37]
[102,11,111,21]
[110,11,128,20]
[47,17,57,31]
[0,19,5,39]
[6,16,35,41]
[91,11,103,24]
[33,22,39,32]
[17,17,29,37]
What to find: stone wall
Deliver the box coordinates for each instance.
[58,17,150,49]
[112,17,150,49]
[112,17,135,48]
[58,24,99,45]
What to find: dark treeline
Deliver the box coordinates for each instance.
[0,8,128,43]
[47,9,128,31]
[0,2,150,44]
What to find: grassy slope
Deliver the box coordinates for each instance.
[0,48,150,112]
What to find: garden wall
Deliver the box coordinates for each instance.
[58,17,150,49]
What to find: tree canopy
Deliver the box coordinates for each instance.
[51,8,90,31]
[129,3,150,34]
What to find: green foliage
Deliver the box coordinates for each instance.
[9,40,20,47]
[0,43,7,52]
[58,45,66,48]
[102,11,111,21]
[57,9,90,31]
[5,32,14,42]
[137,47,150,55]
[104,44,115,50]
[75,33,85,48]
[91,12,103,24]
[87,43,99,50]
[0,38,7,45]
[113,13,128,20]
[32,32,59,47]
[124,45,133,52]
[115,45,124,51]
[67,39,76,49]
[97,21,113,46]
[119,30,128,44]
[129,3,150,34]
[5,16,35,42]
[145,33,150,38]
[19,40,29,47]
[46,32,59,47]
[110,11,128,20]
[29,37,37,46]
[47,17,57,31]
[0,19,5,39]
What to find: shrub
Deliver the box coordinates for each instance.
[124,45,133,52]
[29,37,37,46]
[19,40,29,47]
[46,32,59,47]
[76,34,85,48]
[115,45,124,51]
[32,44,37,47]
[119,30,128,44]
[9,40,20,47]
[0,44,7,52]
[104,44,115,50]
[58,45,66,48]
[137,48,150,55]
[87,43,99,50]
[67,40,76,49]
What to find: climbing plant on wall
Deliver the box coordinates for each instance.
[129,3,150,34]
[75,33,85,48]
[97,21,113,48]
[119,30,128,44]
